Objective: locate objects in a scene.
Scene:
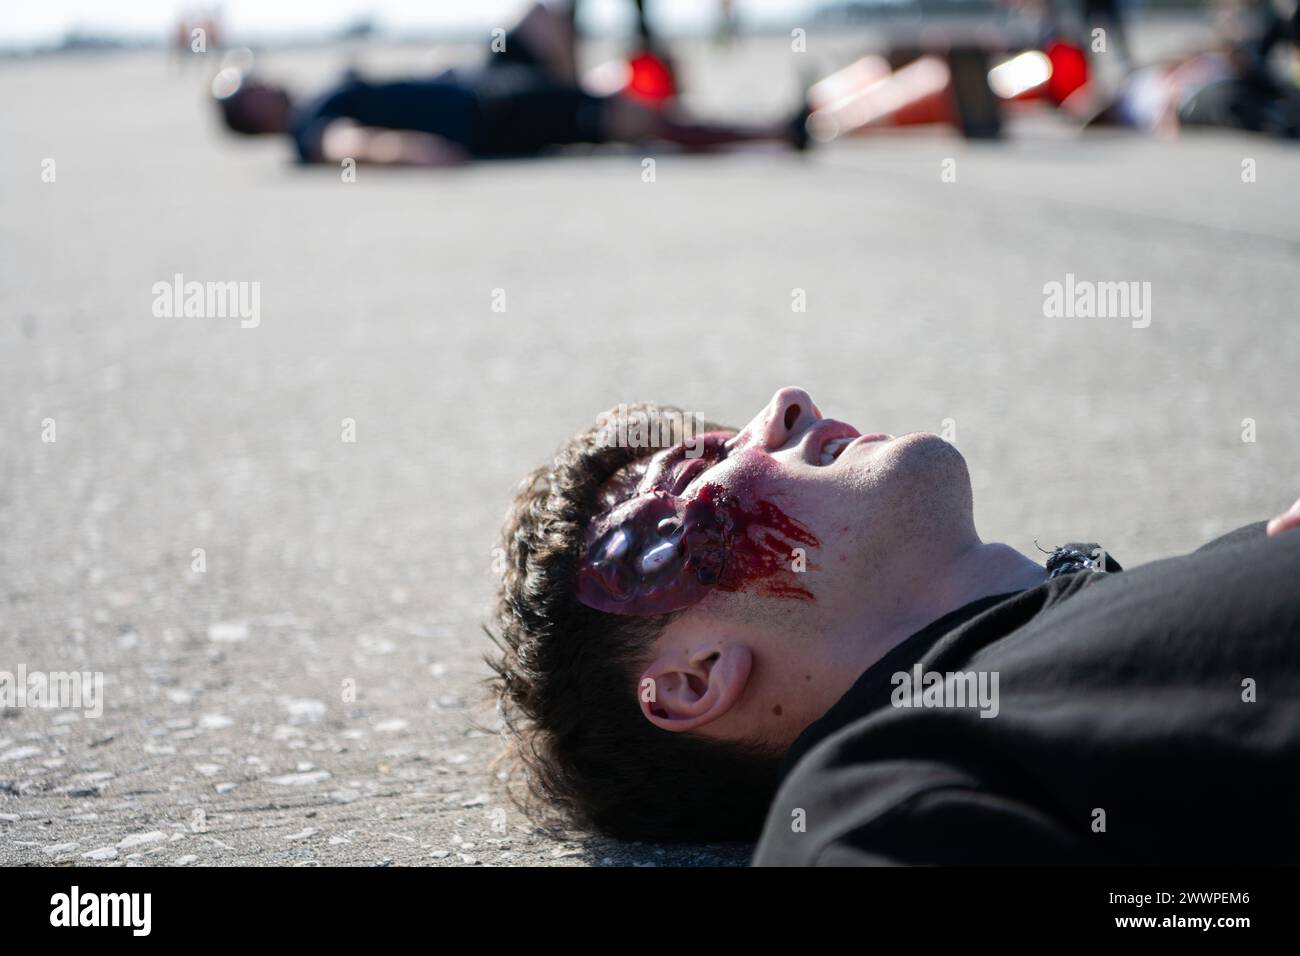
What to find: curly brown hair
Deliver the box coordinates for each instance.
[485,403,783,842]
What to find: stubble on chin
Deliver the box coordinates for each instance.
[855,433,975,561]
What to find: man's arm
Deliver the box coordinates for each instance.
[807,786,1083,866]
[314,118,469,167]
[754,759,1083,866]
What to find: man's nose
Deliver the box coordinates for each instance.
[740,387,821,451]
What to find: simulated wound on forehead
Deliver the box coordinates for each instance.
[575,441,820,616]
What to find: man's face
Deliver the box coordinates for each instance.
[581,386,976,625]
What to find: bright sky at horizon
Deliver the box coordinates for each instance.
[0,0,825,48]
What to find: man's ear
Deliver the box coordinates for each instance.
[637,644,753,733]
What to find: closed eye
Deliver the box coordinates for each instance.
[671,438,732,494]
[671,458,708,494]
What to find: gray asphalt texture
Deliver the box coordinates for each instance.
[2,22,1299,866]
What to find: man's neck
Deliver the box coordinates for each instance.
[831,540,1047,683]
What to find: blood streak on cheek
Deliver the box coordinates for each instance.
[683,484,819,599]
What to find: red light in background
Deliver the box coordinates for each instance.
[624,52,677,106]
[1044,39,1088,105]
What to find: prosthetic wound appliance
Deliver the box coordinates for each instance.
[576,437,819,616]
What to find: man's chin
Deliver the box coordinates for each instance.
[861,431,971,501]
[905,428,967,462]
[892,430,961,455]
[847,430,954,464]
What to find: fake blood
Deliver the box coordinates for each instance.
[684,484,818,599]
[575,450,820,617]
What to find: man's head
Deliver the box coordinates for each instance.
[212,68,293,135]
[488,387,978,841]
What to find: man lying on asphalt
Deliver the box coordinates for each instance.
[210,2,805,165]
[487,387,1300,864]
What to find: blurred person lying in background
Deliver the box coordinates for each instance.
[211,2,807,165]
[487,387,1300,864]
[1089,0,1300,137]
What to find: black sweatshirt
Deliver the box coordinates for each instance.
[752,522,1300,865]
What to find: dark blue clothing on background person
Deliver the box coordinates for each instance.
[289,71,479,162]
[288,67,609,163]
